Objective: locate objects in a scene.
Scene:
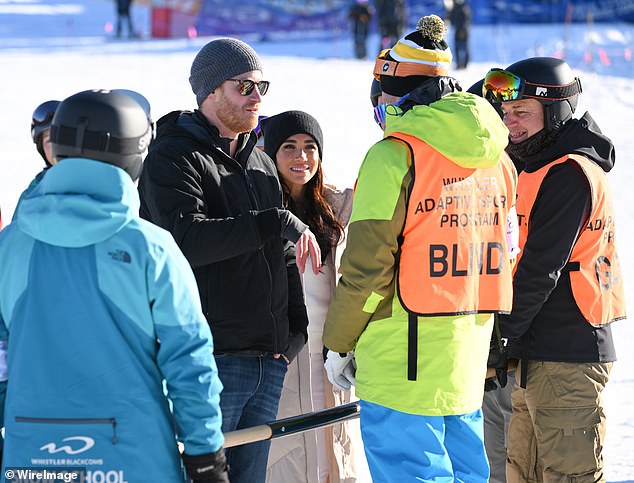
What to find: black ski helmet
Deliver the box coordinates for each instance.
[504,57,582,131]
[370,78,382,108]
[31,99,61,165]
[50,89,152,180]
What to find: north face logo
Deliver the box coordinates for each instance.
[536,87,548,97]
[108,249,131,263]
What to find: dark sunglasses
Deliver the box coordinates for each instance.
[227,78,270,96]
[483,68,525,102]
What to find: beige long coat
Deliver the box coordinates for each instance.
[266,186,363,483]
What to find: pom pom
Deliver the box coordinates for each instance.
[416,15,446,42]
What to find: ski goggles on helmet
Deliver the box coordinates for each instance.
[483,68,582,103]
[483,68,525,102]
[31,100,61,140]
[227,78,270,96]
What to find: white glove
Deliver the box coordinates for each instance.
[324,350,356,391]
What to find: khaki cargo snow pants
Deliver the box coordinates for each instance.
[507,360,611,483]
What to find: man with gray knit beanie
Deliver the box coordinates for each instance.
[189,37,263,107]
[138,37,321,483]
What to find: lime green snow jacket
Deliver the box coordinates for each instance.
[323,91,510,415]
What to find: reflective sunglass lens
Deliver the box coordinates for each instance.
[257,81,270,96]
[237,80,270,96]
[237,81,254,95]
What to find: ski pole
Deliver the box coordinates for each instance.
[223,401,360,448]
[222,363,518,448]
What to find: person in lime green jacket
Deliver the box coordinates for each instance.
[323,15,516,483]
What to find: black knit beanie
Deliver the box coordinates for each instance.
[189,38,263,106]
[261,111,324,160]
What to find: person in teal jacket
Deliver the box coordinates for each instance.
[10,99,60,223]
[0,89,228,482]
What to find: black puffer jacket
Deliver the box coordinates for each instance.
[500,112,617,363]
[138,110,308,355]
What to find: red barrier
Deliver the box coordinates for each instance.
[151,7,197,38]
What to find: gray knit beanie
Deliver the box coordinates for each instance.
[189,38,263,106]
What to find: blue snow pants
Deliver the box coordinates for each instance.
[359,400,489,482]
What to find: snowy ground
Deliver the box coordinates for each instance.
[0,1,633,481]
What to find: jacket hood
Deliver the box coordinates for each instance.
[521,112,615,173]
[383,91,509,169]
[17,158,138,247]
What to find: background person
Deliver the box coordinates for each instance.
[4,99,59,251]
[11,99,61,220]
[323,15,517,482]
[484,57,625,482]
[31,99,60,167]
[447,0,472,69]
[0,89,228,482]
[138,38,320,483]
[375,0,406,52]
[262,110,362,483]
[349,0,373,59]
[114,0,135,38]
[467,78,518,483]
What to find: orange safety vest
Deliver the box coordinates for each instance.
[516,154,626,326]
[392,132,514,317]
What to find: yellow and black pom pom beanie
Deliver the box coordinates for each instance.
[380,15,453,97]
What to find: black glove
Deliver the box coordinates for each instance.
[182,449,229,483]
[486,321,509,390]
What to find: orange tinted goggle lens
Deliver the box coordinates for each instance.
[483,69,523,101]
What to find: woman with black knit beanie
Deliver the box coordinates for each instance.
[261,110,365,483]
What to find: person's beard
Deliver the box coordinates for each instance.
[506,128,558,160]
[215,89,259,135]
